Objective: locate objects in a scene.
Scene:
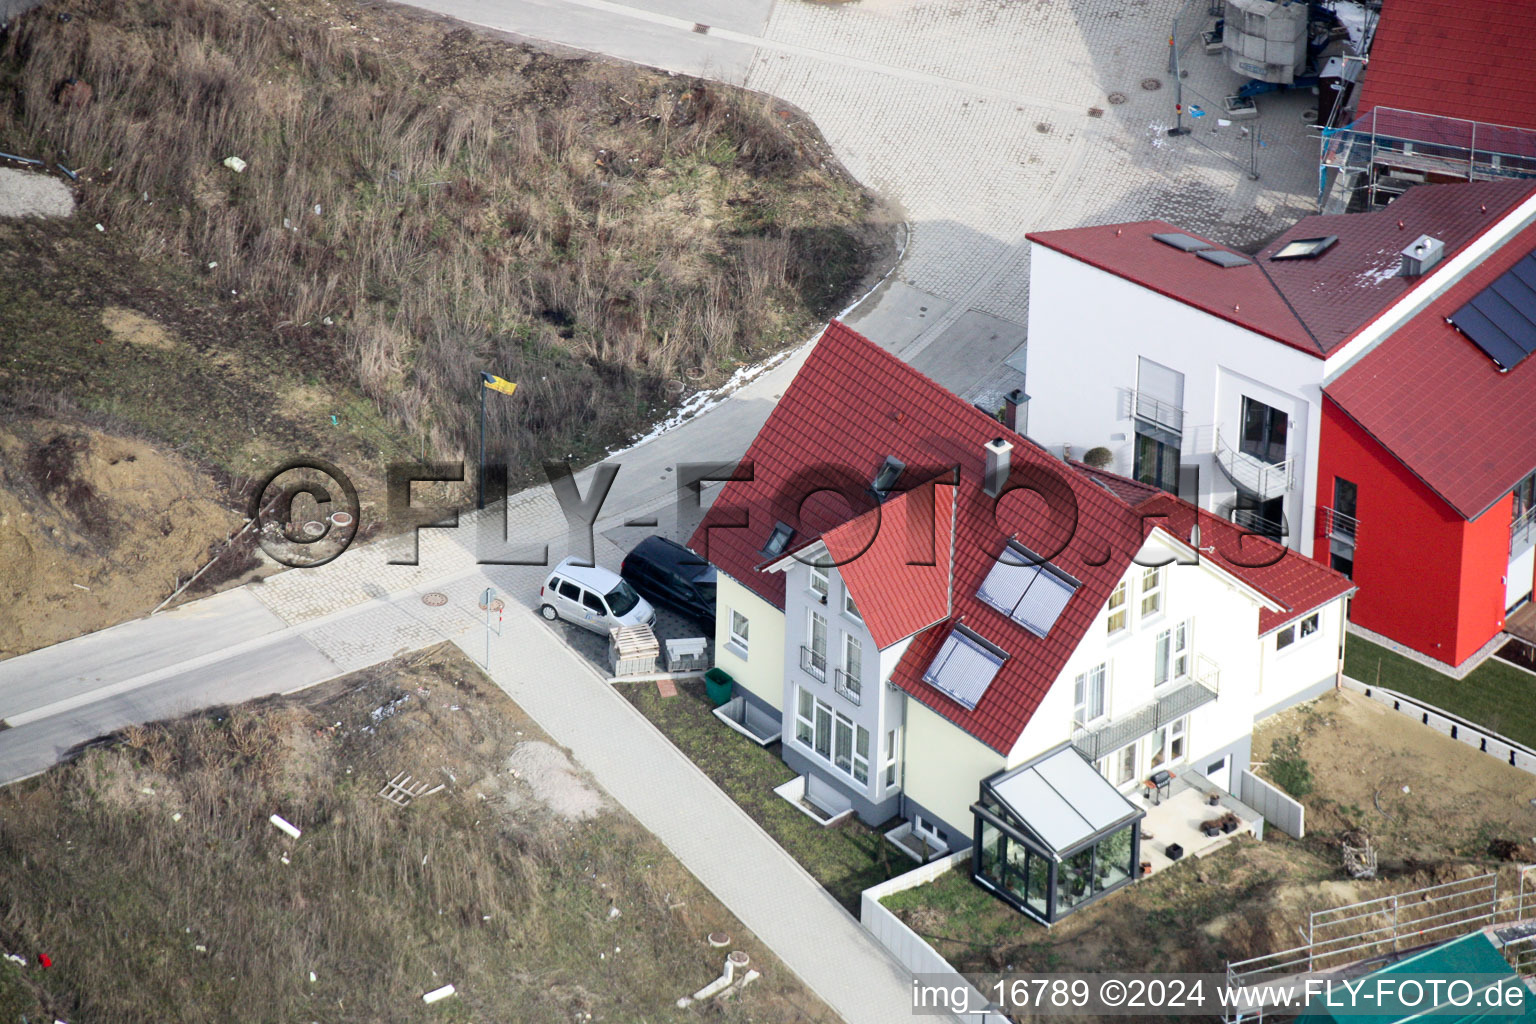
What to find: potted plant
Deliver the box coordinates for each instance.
[1207,792,1221,807]
[1083,446,1114,469]
[1200,818,1222,838]
[1220,812,1240,834]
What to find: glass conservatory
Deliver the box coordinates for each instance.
[970,743,1143,924]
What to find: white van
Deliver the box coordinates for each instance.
[539,557,656,635]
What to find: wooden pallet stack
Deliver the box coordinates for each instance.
[609,624,660,677]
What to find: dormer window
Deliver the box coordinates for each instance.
[762,521,795,558]
[871,455,906,500]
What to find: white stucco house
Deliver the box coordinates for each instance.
[1021,178,1536,558]
[690,321,1354,922]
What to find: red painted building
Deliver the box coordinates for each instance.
[1318,219,1536,669]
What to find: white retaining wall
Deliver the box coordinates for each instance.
[1342,676,1536,776]
[860,852,1009,1024]
[1236,768,1304,838]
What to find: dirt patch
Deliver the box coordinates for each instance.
[0,645,837,1023]
[100,306,176,351]
[0,421,243,658]
[506,740,610,821]
[1254,690,1536,865]
[0,166,74,218]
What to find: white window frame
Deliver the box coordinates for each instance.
[808,562,829,601]
[1140,566,1163,619]
[1276,611,1320,653]
[1072,663,1107,727]
[884,728,900,788]
[728,609,749,654]
[841,632,863,699]
[795,686,815,747]
[1107,580,1128,637]
[806,608,828,678]
[843,583,862,621]
[1116,742,1137,786]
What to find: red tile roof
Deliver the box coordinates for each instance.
[1258,180,1536,355]
[820,479,956,650]
[1133,494,1356,636]
[1068,460,1165,505]
[690,321,1147,753]
[1026,221,1320,356]
[1355,0,1536,133]
[1325,220,1536,521]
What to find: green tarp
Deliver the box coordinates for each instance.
[1298,932,1534,1024]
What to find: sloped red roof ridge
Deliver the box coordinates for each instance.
[1257,180,1536,356]
[819,478,956,650]
[1355,0,1536,133]
[1132,493,1356,637]
[1026,220,1320,356]
[1324,218,1536,521]
[690,320,1149,753]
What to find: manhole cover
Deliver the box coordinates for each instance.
[665,379,685,395]
[330,510,354,528]
[478,597,506,612]
[422,592,448,607]
[301,520,327,538]
[1108,91,1128,105]
[708,932,731,948]
[1140,78,1162,91]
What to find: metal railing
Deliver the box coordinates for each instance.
[799,645,826,680]
[1231,507,1288,539]
[1321,106,1536,209]
[1317,505,1359,544]
[1130,389,1185,435]
[1071,659,1218,763]
[1215,428,1293,501]
[1222,868,1536,1021]
[833,667,862,706]
[1513,506,1536,556]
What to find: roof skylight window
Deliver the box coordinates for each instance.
[977,541,1082,638]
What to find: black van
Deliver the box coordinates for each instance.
[620,536,717,627]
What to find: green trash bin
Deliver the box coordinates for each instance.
[704,667,735,707]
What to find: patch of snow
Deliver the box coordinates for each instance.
[0,167,74,218]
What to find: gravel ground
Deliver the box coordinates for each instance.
[0,167,74,218]
[507,740,610,820]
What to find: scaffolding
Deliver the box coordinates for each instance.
[1223,865,1536,1022]
[1320,106,1536,209]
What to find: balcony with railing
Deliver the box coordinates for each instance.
[1215,428,1293,501]
[1514,506,1536,557]
[1231,507,1288,540]
[1317,505,1359,546]
[799,645,826,681]
[1130,389,1185,436]
[1071,655,1220,764]
[834,668,862,706]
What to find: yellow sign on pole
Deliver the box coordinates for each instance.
[481,373,518,396]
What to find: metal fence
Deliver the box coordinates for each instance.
[1168,0,1265,180]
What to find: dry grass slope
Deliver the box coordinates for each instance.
[0,647,837,1023]
[1,0,886,471]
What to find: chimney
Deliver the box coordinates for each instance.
[1399,235,1445,278]
[1003,388,1029,435]
[983,438,1013,498]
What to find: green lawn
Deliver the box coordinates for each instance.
[617,682,906,910]
[1344,636,1536,748]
